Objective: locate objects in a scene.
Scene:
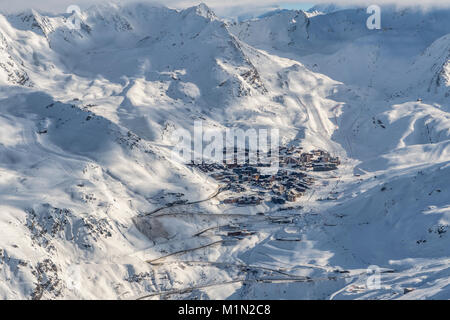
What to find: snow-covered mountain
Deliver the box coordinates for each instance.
[410,33,450,97]
[0,3,448,300]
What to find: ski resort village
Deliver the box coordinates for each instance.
[0,2,449,300]
[190,147,340,206]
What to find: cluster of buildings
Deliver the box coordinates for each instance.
[188,147,340,206]
[278,147,340,171]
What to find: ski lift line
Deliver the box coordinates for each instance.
[135,279,245,300]
[274,238,302,241]
[135,271,372,300]
[149,260,310,277]
[150,211,267,218]
[329,280,359,300]
[192,224,235,237]
[140,186,225,217]
[146,239,235,265]
[148,211,303,220]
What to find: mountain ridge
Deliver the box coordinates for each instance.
[0,3,448,300]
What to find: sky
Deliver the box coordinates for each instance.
[0,0,449,16]
[279,2,315,10]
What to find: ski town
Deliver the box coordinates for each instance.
[188,146,340,206]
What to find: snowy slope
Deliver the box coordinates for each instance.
[0,3,449,300]
[408,33,450,98]
[0,18,31,86]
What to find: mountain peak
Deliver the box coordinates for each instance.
[183,3,217,20]
[308,3,359,14]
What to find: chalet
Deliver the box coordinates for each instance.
[286,191,301,202]
[227,230,255,237]
[228,185,246,193]
[295,182,309,190]
[277,170,288,177]
[211,173,225,180]
[271,197,286,204]
[313,164,337,171]
[259,181,273,189]
[272,190,283,196]
[257,163,271,167]
[259,174,271,181]
[224,198,238,204]
[272,184,285,192]
[286,157,298,165]
[237,195,262,206]
[300,153,313,162]
[284,181,294,189]
[226,163,238,169]
[330,157,340,165]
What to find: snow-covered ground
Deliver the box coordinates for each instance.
[0,3,448,300]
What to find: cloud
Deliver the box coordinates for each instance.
[0,0,449,15]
